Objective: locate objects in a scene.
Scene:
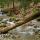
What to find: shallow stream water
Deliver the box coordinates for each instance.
[0,18,40,40]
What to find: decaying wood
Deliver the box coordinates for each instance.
[0,3,40,33]
[0,11,40,33]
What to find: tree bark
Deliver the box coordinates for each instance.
[0,11,40,33]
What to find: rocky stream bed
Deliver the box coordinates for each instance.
[0,17,40,40]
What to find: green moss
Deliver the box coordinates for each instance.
[32,8,38,15]
[10,16,16,21]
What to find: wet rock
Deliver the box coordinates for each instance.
[0,18,40,40]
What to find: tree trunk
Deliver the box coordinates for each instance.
[0,11,40,33]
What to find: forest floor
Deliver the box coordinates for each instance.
[0,2,40,40]
[0,17,40,40]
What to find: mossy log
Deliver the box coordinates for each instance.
[0,11,40,33]
[0,4,40,33]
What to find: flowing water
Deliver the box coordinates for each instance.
[0,17,40,40]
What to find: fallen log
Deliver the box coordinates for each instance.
[0,4,40,33]
[0,10,40,33]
